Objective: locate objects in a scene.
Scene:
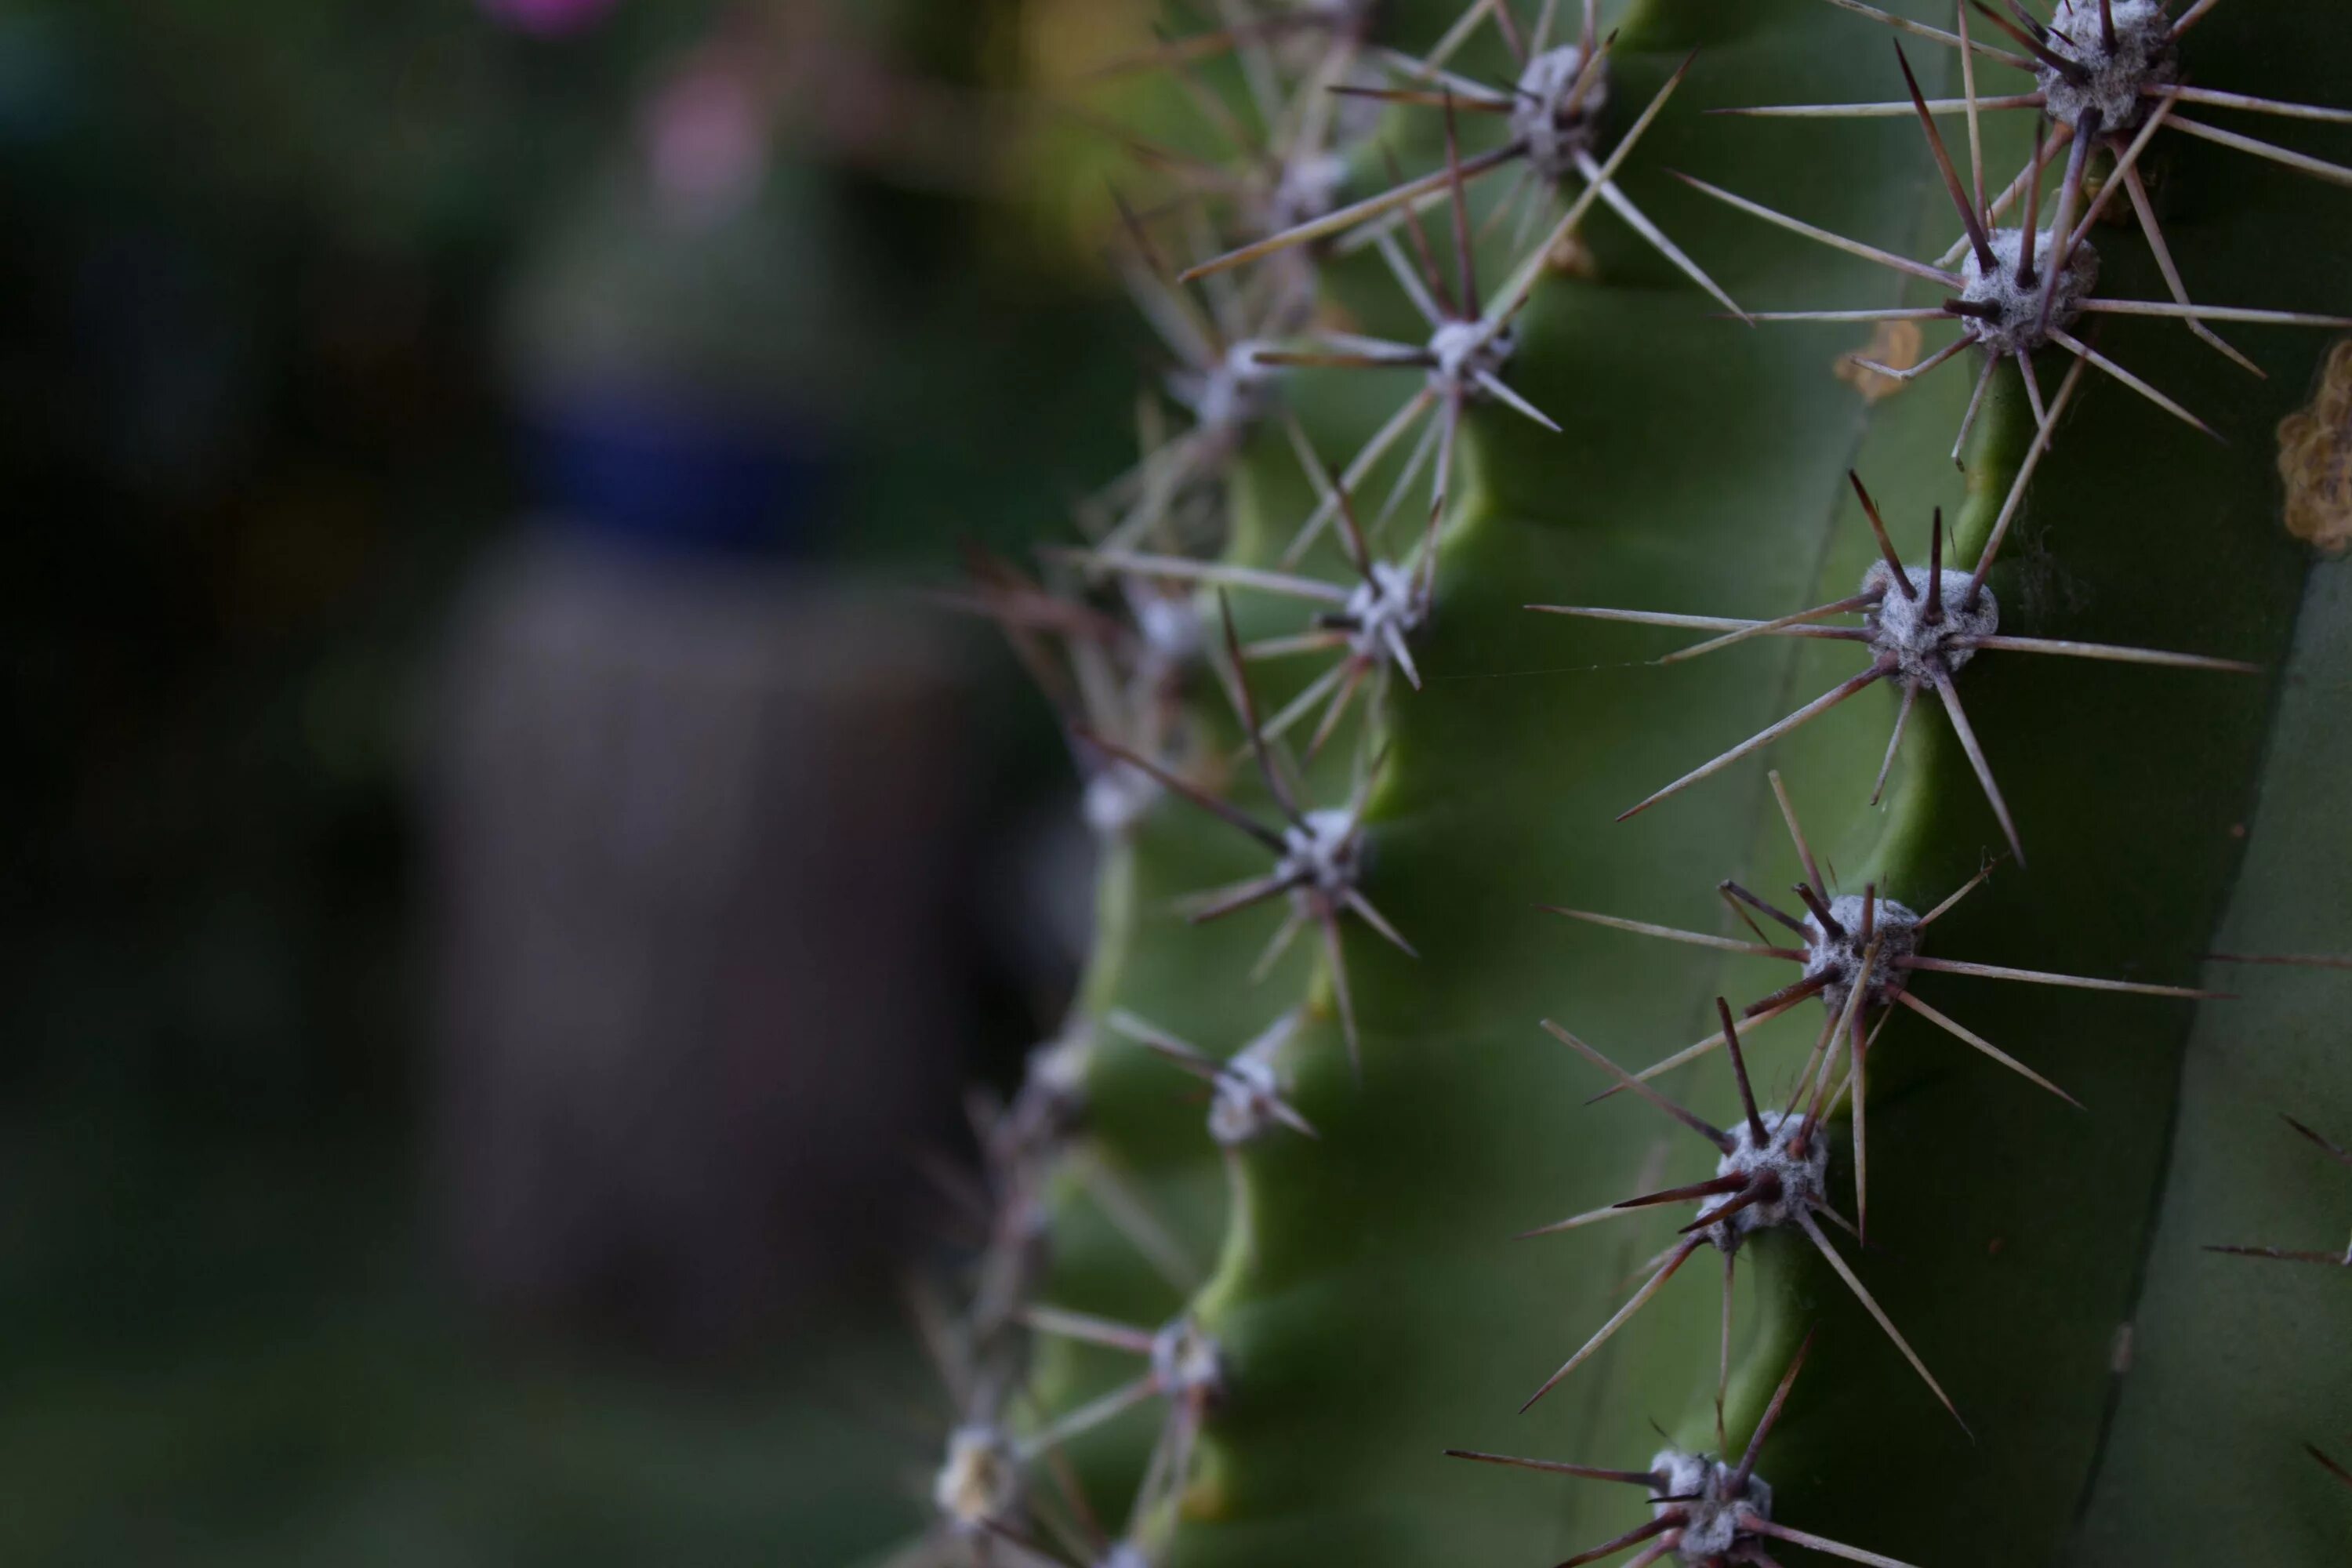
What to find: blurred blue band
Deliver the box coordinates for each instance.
[521,391,833,557]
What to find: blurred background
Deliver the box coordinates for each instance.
[0,1,1158,1559]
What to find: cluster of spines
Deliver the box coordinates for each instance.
[1497,2,2352,1552]
[906,3,2352,1564]
[898,9,1417,1563]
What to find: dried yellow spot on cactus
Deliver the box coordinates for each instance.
[1546,228,1599,282]
[1837,321,1922,403]
[2276,338,2352,554]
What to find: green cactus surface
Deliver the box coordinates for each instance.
[933,4,2352,1566]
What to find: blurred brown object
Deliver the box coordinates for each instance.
[423,532,972,1349]
[2278,337,2352,554]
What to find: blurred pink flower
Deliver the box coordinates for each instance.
[480,0,619,36]
[643,50,773,227]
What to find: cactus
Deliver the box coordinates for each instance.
[901,3,2352,1566]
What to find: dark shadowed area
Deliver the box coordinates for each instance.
[0,1,1145,1560]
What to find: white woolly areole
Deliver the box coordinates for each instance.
[1149,1315,1228,1403]
[1174,339,1281,435]
[1267,150,1352,234]
[933,1423,1021,1530]
[1342,561,1428,663]
[1278,807,1362,900]
[1134,590,1204,672]
[1652,1449,1771,1564]
[1008,1026,1091,1150]
[1026,1029,1088,1100]
[2040,0,2178,132]
[1209,1049,1290,1145]
[1427,318,1515,397]
[1801,892,1922,1018]
[1706,1109,1829,1251]
[1512,45,1610,182]
[1958,228,2099,355]
[1862,563,1998,688]
[1084,761,1163,838]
